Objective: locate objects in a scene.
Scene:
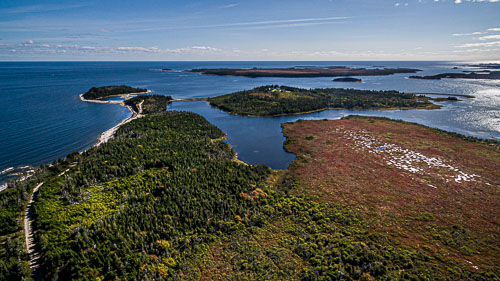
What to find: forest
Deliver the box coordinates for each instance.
[208,85,438,116]
[0,94,496,280]
[82,85,147,100]
[125,94,172,114]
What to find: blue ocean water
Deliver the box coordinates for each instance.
[1,61,499,184]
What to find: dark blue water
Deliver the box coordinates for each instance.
[1,61,499,185]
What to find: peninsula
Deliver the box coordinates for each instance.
[207,85,439,116]
[185,66,420,78]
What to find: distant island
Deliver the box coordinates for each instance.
[207,85,439,116]
[464,63,500,69]
[409,71,500,80]
[81,85,149,100]
[186,66,420,78]
[332,77,362,83]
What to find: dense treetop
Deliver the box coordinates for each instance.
[82,85,147,100]
[124,94,172,114]
[208,85,438,116]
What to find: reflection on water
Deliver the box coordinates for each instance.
[168,100,500,169]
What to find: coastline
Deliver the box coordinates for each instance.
[79,91,148,147]
[205,102,441,118]
[94,103,140,147]
[0,92,148,191]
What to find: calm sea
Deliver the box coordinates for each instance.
[1,61,499,185]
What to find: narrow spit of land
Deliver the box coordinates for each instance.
[94,100,143,146]
[79,85,172,145]
[79,93,143,146]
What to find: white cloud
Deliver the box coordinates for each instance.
[0,41,222,56]
[488,27,500,31]
[128,16,350,33]
[221,3,239,8]
[456,41,500,48]
[190,46,220,51]
[479,35,500,40]
[452,31,484,36]
[395,3,401,6]
[0,3,89,14]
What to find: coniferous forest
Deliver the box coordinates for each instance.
[208,85,438,116]
[82,85,148,100]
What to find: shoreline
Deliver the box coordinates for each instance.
[94,103,139,147]
[78,89,152,104]
[205,102,441,118]
[79,91,149,147]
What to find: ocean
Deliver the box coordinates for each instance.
[1,61,499,185]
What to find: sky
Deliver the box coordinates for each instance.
[0,0,499,61]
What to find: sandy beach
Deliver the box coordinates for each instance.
[79,91,148,146]
[94,101,143,146]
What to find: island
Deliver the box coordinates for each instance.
[409,71,500,80]
[332,77,362,83]
[207,85,439,116]
[186,66,421,78]
[464,63,500,69]
[1,94,498,280]
[81,85,150,100]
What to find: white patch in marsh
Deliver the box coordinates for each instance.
[341,129,481,184]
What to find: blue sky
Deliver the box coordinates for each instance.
[1,0,499,61]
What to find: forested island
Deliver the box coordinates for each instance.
[207,85,439,116]
[333,77,362,83]
[409,71,500,80]
[1,94,498,280]
[81,85,148,100]
[186,66,420,78]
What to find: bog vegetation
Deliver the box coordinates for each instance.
[0,94,496,281]
[208,85,438,116]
